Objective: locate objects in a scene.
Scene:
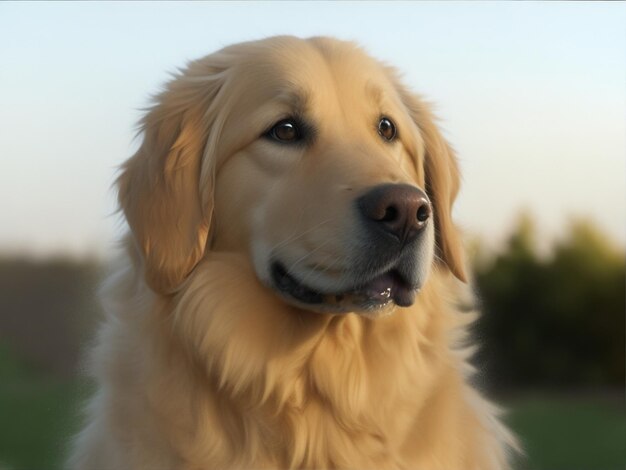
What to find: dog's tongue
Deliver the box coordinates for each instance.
[356,271,417,307]
[320,271,418,311]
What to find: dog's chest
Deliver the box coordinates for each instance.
[242,316,429,468]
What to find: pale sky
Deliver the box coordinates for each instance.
[1,2,625,258]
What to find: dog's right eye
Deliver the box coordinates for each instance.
[266,119,301,143]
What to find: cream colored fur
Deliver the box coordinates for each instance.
[70,36,517,469]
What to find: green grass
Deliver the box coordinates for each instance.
[0,379,86,469]
[0,344,624,470]
[506,394,626,470]
[0,346,89,470]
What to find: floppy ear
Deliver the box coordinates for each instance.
[393,79,468,282]
[118,61,228,294]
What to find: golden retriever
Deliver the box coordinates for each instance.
[70,36,517,469]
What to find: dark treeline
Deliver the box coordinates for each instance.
[473,214,625,391]
[0,216,624,390]
[0,257,102,377]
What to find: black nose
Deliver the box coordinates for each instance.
[358,184,431,244]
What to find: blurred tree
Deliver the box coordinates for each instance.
[546,220,625,386]
[474,214,625,390]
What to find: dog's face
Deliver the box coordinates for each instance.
[118,36,466,316]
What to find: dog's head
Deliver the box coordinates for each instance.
[118,36,466,315]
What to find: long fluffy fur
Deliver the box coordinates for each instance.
[71,251,516,469]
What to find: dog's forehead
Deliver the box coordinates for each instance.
[231,37,396,108]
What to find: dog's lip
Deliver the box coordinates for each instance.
[270,262,419,312]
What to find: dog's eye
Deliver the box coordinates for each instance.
[267,119,301,143]
[378,117,397,141]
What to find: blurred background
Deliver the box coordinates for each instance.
[1,2,624,469]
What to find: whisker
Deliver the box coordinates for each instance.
[285,238,336,275]
[267,217,333,254]
[296,251,351,288]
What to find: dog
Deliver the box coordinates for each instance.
[70,36,517,469]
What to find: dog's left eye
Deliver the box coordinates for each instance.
[267,119,301,143]
[378,117,397,141]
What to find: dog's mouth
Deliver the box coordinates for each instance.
[270,262,419,313]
